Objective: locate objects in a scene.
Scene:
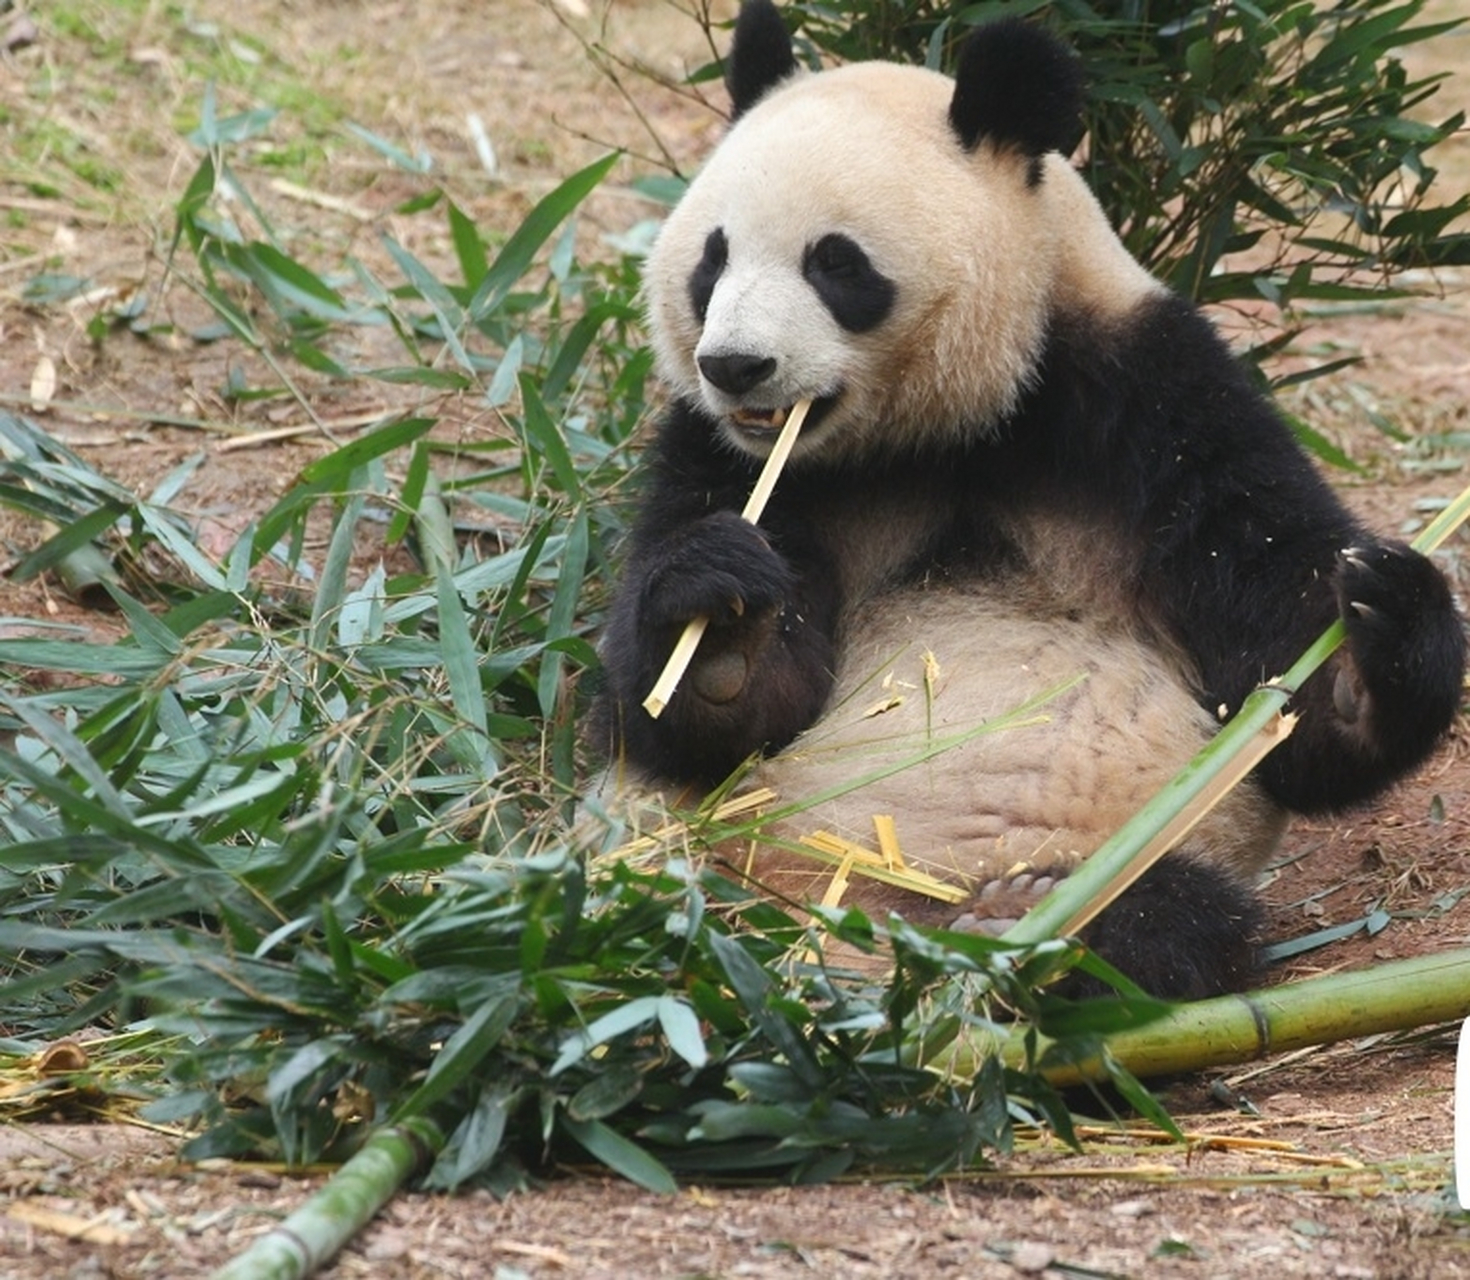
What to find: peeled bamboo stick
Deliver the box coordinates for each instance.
[642,398,813,718]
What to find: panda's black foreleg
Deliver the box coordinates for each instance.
[1257,539,1465,815]
[597,509,839,785]
[1073,856,1264,1001]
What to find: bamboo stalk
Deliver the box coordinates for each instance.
[642,399,812,718]
[967,948,1470,1086]
[1002,479,1470,946]
[209,1117,443,1280]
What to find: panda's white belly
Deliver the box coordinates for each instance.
[747,584,1287,916]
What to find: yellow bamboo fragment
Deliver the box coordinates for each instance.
[873,814,905,870]
[820,854,855,909]
[796,831,969,904]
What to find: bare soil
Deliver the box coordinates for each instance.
[3,2,1470,1277]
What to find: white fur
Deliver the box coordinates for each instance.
[643,61,1162,462]
[749,588,1286,921]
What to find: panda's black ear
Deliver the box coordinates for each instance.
[726,0,798,119]
[948,19,1085,159]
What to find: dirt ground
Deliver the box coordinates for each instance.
[3,1,1470,1277]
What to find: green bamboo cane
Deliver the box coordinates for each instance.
[209,1117,443,1280]
[1002,482,1470,946]
[978,947,1470,1086]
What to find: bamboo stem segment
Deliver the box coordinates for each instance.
[1000,947,1470,1086]
[210,1117,443,1280]
[642,399,813,718]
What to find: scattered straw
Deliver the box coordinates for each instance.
[799,828,967,905]
[598,788,778,867]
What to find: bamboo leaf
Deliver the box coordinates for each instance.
[396,989,519,1121]
[424,1082,514,1189]
[8,500,127,583]
[309,489,365,655]
[559,1115,678,1194]
[656,995,710,1071]
[551,995,662,1076]
[519,375,581,497]
[380,235,476,374]
[467,153,619,322]
[537,507,588,716]
[708,931,823,1090]
[446,197,488,291]
[434,568,494,776]
[299,417,435,487]
[344,121,433,173]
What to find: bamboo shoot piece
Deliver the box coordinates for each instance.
[642,398,813,718]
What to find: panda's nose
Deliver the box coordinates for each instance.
[697,353,776,396]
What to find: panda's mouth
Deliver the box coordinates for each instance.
[729,405,794,436]
[727,394,837,442]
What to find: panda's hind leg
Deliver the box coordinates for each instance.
[1074,856,1264,1001]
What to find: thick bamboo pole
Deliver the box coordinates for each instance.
[980,948,1470,1087]
[210,1117,443,1280]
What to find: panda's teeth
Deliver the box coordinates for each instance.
[731,405,792,431]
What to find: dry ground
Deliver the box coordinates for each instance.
[3,1,1470,1276]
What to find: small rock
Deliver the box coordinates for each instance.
[1009,1240,1054,1273]
[4,14,37,51]
[1110,1197,1155,1218]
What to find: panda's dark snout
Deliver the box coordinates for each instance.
[698,352,776,396]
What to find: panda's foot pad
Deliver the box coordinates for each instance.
[948,871,1061,937]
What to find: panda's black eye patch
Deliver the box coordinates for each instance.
[802,233,895,333]
[688,228,728,323]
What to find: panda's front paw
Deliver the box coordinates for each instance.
[1332,540,1465,736]
[1336,542,1456,662]
[641,511,795,630]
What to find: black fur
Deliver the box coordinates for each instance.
[948,17,1087,160]
[726,0,798,119]
[1078,859,1265,1001]
[601,293,1463,803]
[595,442,842,784]
[802,234,897,333]
[688,227,896,370]
[688,229,727,322]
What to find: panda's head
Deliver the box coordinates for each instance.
[643,0,1160,462]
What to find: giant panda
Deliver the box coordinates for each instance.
[592,0,1466,1000]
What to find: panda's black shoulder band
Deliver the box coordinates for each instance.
[727,0,799,120]
[948,18,1085,161]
